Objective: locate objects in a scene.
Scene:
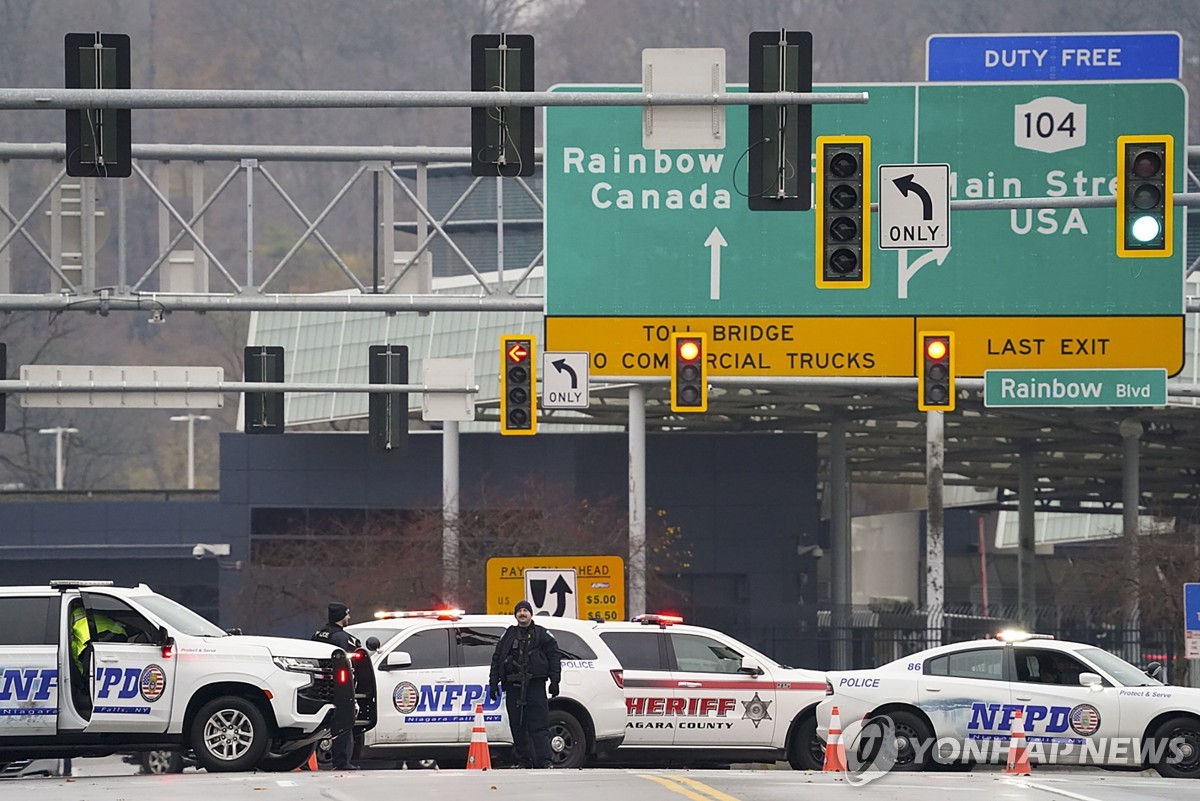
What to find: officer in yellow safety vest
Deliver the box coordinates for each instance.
[70,607,127,673]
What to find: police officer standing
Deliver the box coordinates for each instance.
[488,600,562,769]
[313,602,361,770]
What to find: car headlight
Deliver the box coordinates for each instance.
[273,655,324,673]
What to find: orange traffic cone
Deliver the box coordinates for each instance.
[822,705,848,772]
[466,704,492,770]
[1005,709,1031,775]
[295,747,319,771]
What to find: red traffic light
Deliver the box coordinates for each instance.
[678,338,701,362]
[925,337,948,361]
[506,341,530,363]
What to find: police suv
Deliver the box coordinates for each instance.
[817,631,1200,779]
[0,581,370,773]
[591,615,828,769]
[346,611,626,768]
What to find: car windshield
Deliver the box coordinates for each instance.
[1076,647,1163,687]
[134,594,227,637]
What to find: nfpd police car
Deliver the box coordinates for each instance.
[818,631,1200,779]
[0,581,372,773]
[348,611,625,768]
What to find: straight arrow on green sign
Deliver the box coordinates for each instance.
[983,369,1167,408]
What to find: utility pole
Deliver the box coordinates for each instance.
[38,426,79,490]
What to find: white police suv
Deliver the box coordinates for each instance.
[817,631,1200,779]
[590,614,827,769]
[346,611,626,768]
[0,581,370,773]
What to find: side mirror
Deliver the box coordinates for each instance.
[157,625,170,645]
[739,656,765,676]
[1145,661,1164,680]
[383,650,413,670]
[225,627,243,636]
[366,636,381,652]
[1079,672,1103,691]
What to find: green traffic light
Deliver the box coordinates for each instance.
[1131,214,1162,243]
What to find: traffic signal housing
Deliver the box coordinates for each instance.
[500,335,536,435]
[244,346,285,434]
[670,333,707,413]
[1117,134,1173,258]
[747,30,813,211]
[816,135,871,288]
[471,34,535,177]
[65,32,131,178]
[917,332,955,412]
[369,345,409,451]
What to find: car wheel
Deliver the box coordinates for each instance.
[878,710,931,771]
[256,745,316,772]
[548,710,587,768]
[141,749,186,774]
[189,696,270,773]
[1150,716,1200,779]
[787,715,825,770]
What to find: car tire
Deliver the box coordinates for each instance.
[787,715,825,770]
[141,749,186,774]
[189,696,270,773]
[256,745,317,772]
[548,710,587,769]
[878,710,931,771]
[1149,716,1200,779]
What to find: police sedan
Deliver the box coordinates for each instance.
[816,631,1200,779]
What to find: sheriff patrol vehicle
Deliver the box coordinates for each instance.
[590,614,827,769]
[817,631,1200,779]
[346,611,626,768]
[0,581,369,774]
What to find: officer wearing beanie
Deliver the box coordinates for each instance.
[489,600,562,768]
[313,602,361,769]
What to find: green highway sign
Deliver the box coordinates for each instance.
[544,82,1185,319]
[984,368,1167,408]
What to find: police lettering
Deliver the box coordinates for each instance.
[415,683,503,713]
[0,668,58,702]
[95,667,142,699]
[626,696,736,717]
[968,702,1069,733]
[838,677,880,689]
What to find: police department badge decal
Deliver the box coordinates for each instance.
[741,692,772,728]
[139,665,166,702]
[393,681,420,714]
[1068,703,1101,736]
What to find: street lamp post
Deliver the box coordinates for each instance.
[170,414,211,489]
[38,426,79,490]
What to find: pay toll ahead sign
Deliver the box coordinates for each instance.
[543,82,1186,378]
[486,556,625,622]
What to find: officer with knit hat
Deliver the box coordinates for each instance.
[489,599,562,768]
[313,601,361,769]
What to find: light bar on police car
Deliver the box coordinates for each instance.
[993,629,1055,642]
[632,613,684,627]
[373,609,465,620]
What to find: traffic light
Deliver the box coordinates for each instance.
[369,345,409,451]
[1117,134,1173,258]
[747,30,812,211]
[244,346,284,434]
[670,333,707,413]
[816,135,871,288]
[500,335,536,435]
[917,332,955,412]
[65,32,131,178]
[471,33,535,177]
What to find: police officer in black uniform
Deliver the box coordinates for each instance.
[313,602,361,770]
[488,600,562,768]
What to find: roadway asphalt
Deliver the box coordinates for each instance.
[0,767,1192,801]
